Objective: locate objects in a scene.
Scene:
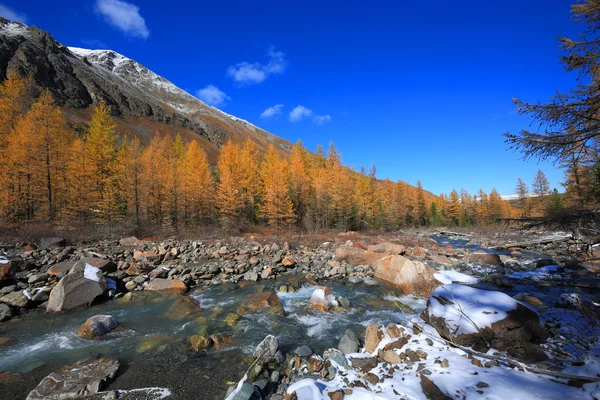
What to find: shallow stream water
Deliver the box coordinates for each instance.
[1,236,598,399]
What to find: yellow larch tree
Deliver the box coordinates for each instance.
[0,72,35,138]
[288,141,313,226]
[182,140,214,225]
[239,139,261,223]
[260,145,295,226]
[216,140,244,227]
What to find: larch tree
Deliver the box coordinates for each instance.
[65,138,94,222]
[182,140,214,225]
[288,141,313,225]
[86,100,119,222]
[532,169,550,197]
[216,140,244,227]
[515,178,530,217]
[260,145,295,226]
[0,72,35,138]
[239,139,261,223]
[447,189,461,225]
[416,180,428,226]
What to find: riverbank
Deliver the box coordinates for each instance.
[0,228,598,399]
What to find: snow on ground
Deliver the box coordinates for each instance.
[425,284,520,335]
[434,270,479,285]
[286,319,600,400]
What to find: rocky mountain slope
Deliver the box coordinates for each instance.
[0,18,292,162]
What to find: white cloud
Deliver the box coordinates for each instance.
[227,47,287,85]
[313,114,332,125]
[95,0,149,39]
[196,85,231,107]
[0,4,27,23]
[289,105,313,122]
[313,114,331,125]
[260,104,284,119]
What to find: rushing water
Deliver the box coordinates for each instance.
[1,236,598,399]
[0,276,425,399]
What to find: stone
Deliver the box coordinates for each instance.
[254,334,279,362]
[422,284,549,363]
[469,252,502,266]
[0,263,14,286]
[420,374,451,400]
[367,242,405,255]
[229,383,257,400]
[323,348,350,369]
[119,236,141,247]
[47,260,76,277]
[243,271,259,282]
[327,390,344,400]
[189,335,212,351]
[364,373,379,385]
[295,345,313,357]
[145,278,187,293]
[364,323,384,353]
[47,261,107,313]
[308,286,339,311]
[349,355,378,372]
[26,357,119,400]
[380,349,402,364]
[168,296,202,319]
[335,247,385,266]
[125,281,136,291]
[556,293,600,320]
[282,257,295,267]
[338,329,360,354]
[308,355,324,372]
[386,323,404,338]
[40,237,66,248]
[0,291,29,308]
[77,315,118,339]
[28,273,49,284]
[245,291,283,314]
[0,303,12,321]
[374,255,439,296]
[79,257,117,273]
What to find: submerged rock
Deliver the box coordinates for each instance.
[46,261,107,313]
[77,315,118,339]
[189,335,212,351]
[26,357,119,400]
[168,296,202,319]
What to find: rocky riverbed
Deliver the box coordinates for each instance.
[0,230,598,399]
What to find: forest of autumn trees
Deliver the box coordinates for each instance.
[0,72,517,231]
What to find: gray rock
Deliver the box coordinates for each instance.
[26,357,119,400]
[338,329,360,354]
[294,345,313,357]
[244,271,258,282]
[0,285,17,295]
[323,348,350,369]
[125,281,136,291]
[337,296,350,308]
[0,290,29,308]
[254,334,279,362]
[0,303,12,321]
[362,277,379,286]
[46,261,107,313]
[28,273,49,284]
[40,237,66,248]
[230,383,258,400]
[31,289,50,302]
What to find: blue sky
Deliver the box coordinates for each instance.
[0,0,583,196]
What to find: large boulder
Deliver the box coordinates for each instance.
[26,357,119,400]
[308,286,338,311]
[468,252,502,266]
[422,284,549,362]
[366,242,405,255]
[373,255,439,296]
[0,291,29,308]
[77,315,118,339]
[46,262,107,313]
[338,329,360,354]
[145,278,187,293]
[254,334,279,362]
[335,247,386,266]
